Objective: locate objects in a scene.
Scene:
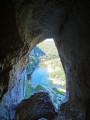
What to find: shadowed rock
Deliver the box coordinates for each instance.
[15,91,57,120]
[59,101,85,120]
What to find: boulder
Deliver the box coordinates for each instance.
[15,91,57,120]
[59,101,85,120]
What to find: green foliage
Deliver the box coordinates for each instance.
[53,94,57,103]
[24,82,44,98]
[26,46,45,73]
[52,88,65,96]
[26,55,38,73]
[37,41,59,60]
[24,79,33,98]
[58,98,62,102]
[34,85,44,91]
[50,70,61,79]
[45,58,66,86]
[47,90,50,94]
[26,63,33,73]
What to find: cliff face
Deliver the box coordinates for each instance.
[0,0,90,119]
[56,2,90,119]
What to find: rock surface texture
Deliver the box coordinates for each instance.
[15,91,57,120]
[0,0,90,120]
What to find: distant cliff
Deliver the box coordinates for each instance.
[26,46,45,80]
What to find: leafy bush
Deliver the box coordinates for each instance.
[47,90,50,94]
[53,94,57,103]
[26,46,45,73]
[24,79,33,98]
[24,82,44,98]
[52,88,65,96]
[34,85,44,91]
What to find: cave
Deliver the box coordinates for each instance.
[0,0,90,120]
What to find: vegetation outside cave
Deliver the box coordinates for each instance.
[22,39,66,109]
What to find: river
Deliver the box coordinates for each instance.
[31,62,50,86]
[31,62,63,88]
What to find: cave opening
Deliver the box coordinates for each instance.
[21,38,66,109]
[0,0,90,119]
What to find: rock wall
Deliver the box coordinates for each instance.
[0,0,90,119]
[0,58,27,119]
[55,1,90,119]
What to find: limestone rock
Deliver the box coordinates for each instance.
[59,101,80,119]
[15,91,57,120]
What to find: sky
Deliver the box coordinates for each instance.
[44,38,54,41]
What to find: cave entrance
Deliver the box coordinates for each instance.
[21,38,66,109]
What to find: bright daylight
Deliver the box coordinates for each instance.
[21,38,66,109]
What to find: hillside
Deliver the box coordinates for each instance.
[37,40,66,87]
[37,40,59,60]
[26,46,45,73]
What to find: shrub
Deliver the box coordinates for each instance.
[34,85,44,91]
[52,88,65,96]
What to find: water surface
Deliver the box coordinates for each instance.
[31,64,50,86]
